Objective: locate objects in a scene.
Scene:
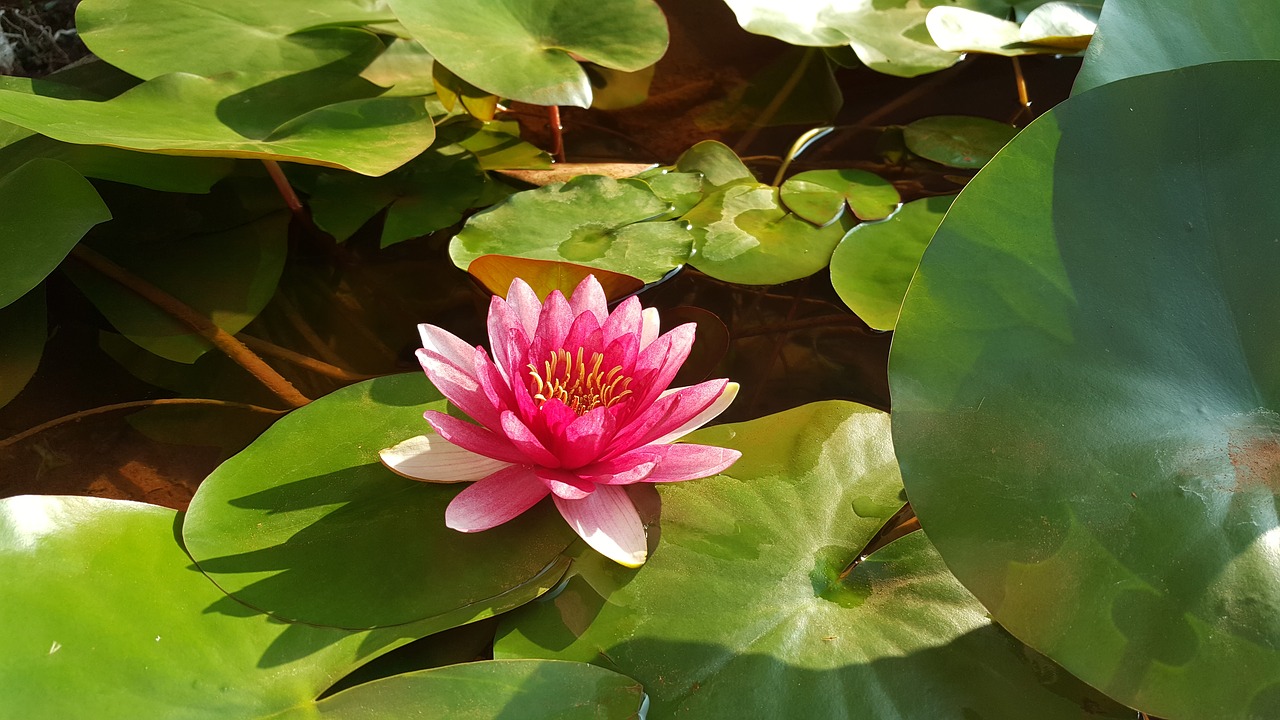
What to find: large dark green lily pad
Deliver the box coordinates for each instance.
[1074,0,1280,93]
[270,660,646,719]
[495,402,1130,719]
[183,373,576,629]
[389,0,669,107]
[0,495,442,719]
[889,61,1280,720]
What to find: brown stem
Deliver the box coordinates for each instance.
[0,398,286,452]
[734,48,817,155]
[1009,56,1034,125]
[840,503,921,579]
[548,105,567,163]
[262,160,305,218]
[69,245,312,408]
[236,333,374,383]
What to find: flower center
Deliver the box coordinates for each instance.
[527,348,632,415]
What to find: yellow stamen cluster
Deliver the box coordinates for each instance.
[528,348,632,415]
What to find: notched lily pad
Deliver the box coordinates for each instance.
[450,174,692,283]
[780,168,900,225]
[903,115,1019,169]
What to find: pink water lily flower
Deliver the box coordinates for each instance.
[380,275,741,567]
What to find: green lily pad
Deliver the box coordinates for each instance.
[0,288,46,410]
[388,0,669,107]
[433,62,500,120]
[361,38,441,98]
[780,168,900,225]
[624,169,705,219]
[0,135,234,194]
[684,183,851,285]
[889,61,1280,720]
[76,0,393,78]
[440,120,553,171]
[903,115,1019,169]
[63,182,289,364]
[450,174,692,283]
[270,660,646,719]
[673,140,755,190]
[927,3,1098,56]
[1075,0,1280,93]
[722,0,1012,77]
[307,143,486,246]
[1018,2,1100,48]
[495,402,1131,719]
[0,495,450,719]
[0,63,437,177]
[587,63,657,111]
[183,373,576,629]
[0,158,111,309]
[830,195,954,330]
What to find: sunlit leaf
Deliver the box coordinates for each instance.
[586,63,657,111]
[389,0,669,107]
[496,402,1130,719]
[927,3,1097,56]
[890,61,1280,720]
[433,63,500,121]
[830,195,954,330]
[450,174,692,283]
[0,158,110,309]
[673,140,755,191]
[780,168,900,225]
[0,135,234,194]
[467,255,644,302]
[183,373,576,629]
[903,115,1019,169]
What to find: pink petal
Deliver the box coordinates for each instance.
[486,296,531,381]
[555,406,616,469]
[636,443,741,483]
[380,434,513,483]
[424,410,526,464]
[530,290,573,361]
[559,311,603,357]
[569,275,609,323]
[629,323,697,409]
[418,324,476,373]
[472,348,519,417]
[500,411,562,467]
[608,379,728,455]
[445,465,550,532]
[649,381,739,445]
[602,296,642,346]
[640,307,660,350]
[417,349,501,428]
[504,278,542,337]
[579,460,656,485]
[554,485,648,567]
[535,467,596,499]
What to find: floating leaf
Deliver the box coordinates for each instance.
[0,158,110,309]
[0,495,445,719]
[63,181,288,364]
[271,660,646,719]
[389,0,669,107]
[1075,0,1280,93]
[76,0,393,78]
[496,402,1131,719]
[830,195,954,330]
[440,120,553,171]
[450,174,692,283]
[927,3,1097,56]
[0,288,46,409]
[625,169,705,217]
[0,63,437,177]
[467,255,644,302]
[433,62,500,120]
[890,61,1280,720]
[1018,2,1100,49]
[673,140,755,190]
[183,373,575,629]
[903,115,1019,169]
[780,168,900,225]
[362,38,441,98]
[684,183,851,285]
[722,0,1013,77]
[307,144,486,246]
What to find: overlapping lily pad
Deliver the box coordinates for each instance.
[0,135,234,194]
[1074,0,1280,93]
[684,183,851,285]
[903,115,1019,169]
[450,174,692,283]
[0,495,441,719]
[927,2,1099,56]
[495,401,1130,719]
[830,195,954,330]
[780,168,900,225]
[76,0,393,78]
[0,158,110,309]
[183,373,576,629]
[890,61,1280,719]
[389,0,670,107]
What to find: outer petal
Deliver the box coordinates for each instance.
[649,381,740,445]
[554,485,648,567]
[445,465,550,532]
[417,348,501,428]
[424,410,527,464]
[601,296,641,346]
[380,434,513,483]
[487,296,531,381]
[640,307,660,350]
[569,274,609,323]
[504,277,542,337]
[418,324,476,373]
[579,460,657,485]
[629,323,697,409]
[632,443,740,483]
[607,379,728,456]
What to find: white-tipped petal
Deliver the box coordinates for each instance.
[640,307,660,350]
[554,485,648,567]
[380,434,512,483]
[504,277,542,337]
[650,381,740,445]
[417,324,477,372]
